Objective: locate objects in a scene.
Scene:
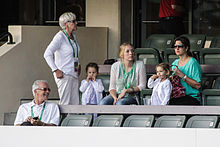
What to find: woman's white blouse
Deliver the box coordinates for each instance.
[44,31,80,78]
[109,61,146,92]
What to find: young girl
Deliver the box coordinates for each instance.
[80,62,104,105]
[147,63,172,105]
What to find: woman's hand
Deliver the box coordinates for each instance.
[117,89,128,100]
[173,67,185,78]
[55,69,64,79]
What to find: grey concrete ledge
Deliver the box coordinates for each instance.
[59,105,220,115]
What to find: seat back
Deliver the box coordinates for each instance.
[135,48,161,64]
[3,112,17,126]
[154,115,186,128]
[163,48,178,64]
[200,48,220,64]
[210,35,220,48]
[123,115,154,127]
[92,115,123,127]
[182,34,206,51]
[202,89,220,106]
[185,115,218,128]
[61,114,92,127]
[144,34,175,52]
[140,89,152,105]
[97,74,110,96]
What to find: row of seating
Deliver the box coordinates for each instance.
[138,34,220,64]
[61,114,219,128]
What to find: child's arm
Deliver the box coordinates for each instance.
[79,80,90,92]
[161,81,172,105]
[147,74,158,88]
[92,79,104,93]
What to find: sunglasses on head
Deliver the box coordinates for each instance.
[174,44,184,48]
[67,20,77,23]
[36,88,51,92]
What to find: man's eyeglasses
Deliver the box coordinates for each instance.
[174,44,184,49]
[36,88,51,92]
[67,20,77,23]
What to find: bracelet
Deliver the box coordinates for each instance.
[182,75,187,81]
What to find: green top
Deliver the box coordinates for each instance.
[172,57,202,101]
[117,62,136,96]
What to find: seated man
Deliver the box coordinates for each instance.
[14,80,60,126]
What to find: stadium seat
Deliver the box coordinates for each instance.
[144,34,175,52]
[182,34,206,51]
[135,48,161,64]
[123,115,154,127]
[210,35,220,48]
[92,115,123,127]
[163,48,178,64]
[61,114,92,127]
[97,74,110,96]
[154,115,186,128]
[3,112,17,126]
[140,89,152,105]
[202,89,220,106]
[200,48,220,64]
[185,115,218,128]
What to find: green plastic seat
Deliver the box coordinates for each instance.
[200,48,220,64]
[210,35,220,48]
[61,114,92,127]
[154,115,186,128]
[185,115,218,128]
[123,115,154,127]
[202,89,220,106]
[144,34,175,52]
[92,115,123,127]
[3,112,17,126]
[140,89,152,105]
[163,48,178,64]
[182,34,206,51]
[135,48,161,64]
[97,74,110,96]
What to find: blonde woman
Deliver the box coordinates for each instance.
[99,43,146,105]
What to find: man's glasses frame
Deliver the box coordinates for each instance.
[36,88,51,92]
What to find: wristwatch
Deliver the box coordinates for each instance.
[182,75,187,81]
[129,88,134,93]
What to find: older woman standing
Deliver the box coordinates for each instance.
[169,36,202,105]
[44,12,80,105]
[99,43,146,105]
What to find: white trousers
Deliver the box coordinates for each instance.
[54,73,79,105]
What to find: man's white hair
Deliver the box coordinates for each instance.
[32,80,48,97]
[59,12,76,29]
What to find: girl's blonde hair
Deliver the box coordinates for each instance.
[119,42,134,60]
[156,63,171,77]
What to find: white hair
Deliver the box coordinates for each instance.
[59,12,76,29]
[32,80,48,97]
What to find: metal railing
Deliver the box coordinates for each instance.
[0,32,15,44]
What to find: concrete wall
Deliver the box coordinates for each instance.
[0,25,108,124]
[86,0,121,59]
[0,126,219,147]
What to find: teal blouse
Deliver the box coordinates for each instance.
[172,57,202,101]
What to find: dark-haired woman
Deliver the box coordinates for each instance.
[169,36,202,105]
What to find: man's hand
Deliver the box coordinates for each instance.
[30,118,45,126]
